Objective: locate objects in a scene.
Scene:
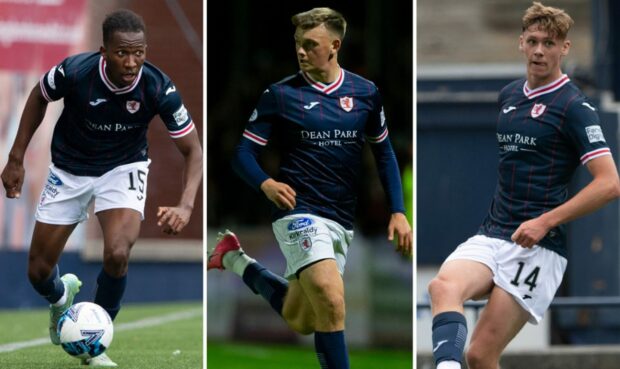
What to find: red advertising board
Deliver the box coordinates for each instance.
[0,0,86,72]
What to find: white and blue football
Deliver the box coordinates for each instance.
[57,302,114,359]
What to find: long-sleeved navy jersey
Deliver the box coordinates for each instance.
[479,75,611,257]
[40,52,194,176]
[233,68,405,230]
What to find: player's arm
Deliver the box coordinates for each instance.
[232,138,296,211]
[512,155,620,247]
[232,87,296,210]
[157,127,203,235]
[1,85,49,198]
[369,139,412,257]
[366,89,412,256]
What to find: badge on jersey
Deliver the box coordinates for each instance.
[47,65,58,90]
[585,125,606,143]
[339,96,354,112]
[530,103,546,118]
[126,100,140,114]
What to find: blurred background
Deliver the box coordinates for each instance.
[207,0,413,367]
[0,1,203,366]
[418,0,620,368]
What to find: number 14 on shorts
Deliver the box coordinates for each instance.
[510,261,540,296]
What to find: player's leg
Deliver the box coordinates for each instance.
[298,259,348,369]
[427,259,494,369]
[31,165,92,344]
[92,160,149,322]
[95,208,141,320]
[208,230,291,317]
[281,279,315,334]
[465,286,530,369]
[28,221,82,344]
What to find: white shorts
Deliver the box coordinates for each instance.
[35,160,151,225]
[445,234,567,324]
[272,213,354,280]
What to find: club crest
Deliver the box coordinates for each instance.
[126,100,140,114]
[339,96,354,112]
[299,237,313,251]
[530,103,546,118]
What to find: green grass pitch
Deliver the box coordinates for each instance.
[207,341,412,369]
[0,302,202,369]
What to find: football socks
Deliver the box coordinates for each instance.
[223,250,255,277]
[94,269,127,320]
[432,311,467,365]
[314,330,349,369]
[31,265,65,304]
[242,262,288,315]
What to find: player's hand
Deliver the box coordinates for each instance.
[511,216,551,248]
[388,212,412,257]
[1,160,25,199]
[157,205,192,235]
[260,178,296,210]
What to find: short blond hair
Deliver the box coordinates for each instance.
[522,2,574,39]
[291,7,347,40]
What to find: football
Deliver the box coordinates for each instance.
[57,302,114,359]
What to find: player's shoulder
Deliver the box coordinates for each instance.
[269,72,304,90]
[563,80,598,114]
[499,78,526,97]
[342,69,379,94]
[59,52,100,76]
[141,60,174,91]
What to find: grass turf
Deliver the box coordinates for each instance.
[0,302,202,369]
[207,341,412,369]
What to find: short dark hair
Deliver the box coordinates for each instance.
[102,9,146,45]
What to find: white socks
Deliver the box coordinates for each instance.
[52,287,68,307]
[437,360,461,369]
[223,250,256,277]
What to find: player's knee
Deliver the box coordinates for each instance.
[466,344,497,369]
[282,304,315,335]
[103,248,130,277]
[286,317,315,335]
[428,276,457,302]
[318,292,345,325]
[27,263,53,285]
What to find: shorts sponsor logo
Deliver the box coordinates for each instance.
[47,172,63,186]
[288,217,314,231]
[299,237,312,251]
[173,105,189,125]
[288,226,318,241]
[43,183,60,199]
[585,125,606,143]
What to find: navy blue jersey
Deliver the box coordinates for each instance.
[479,75,611,257]
[39,52,194,176]
[234,69,405,229]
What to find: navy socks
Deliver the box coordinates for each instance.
[432,311,467,365]
[315,331,349,369]
[31,265,64,304]
[242,262,288,315]
[94,269,127,320]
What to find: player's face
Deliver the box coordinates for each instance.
[101,31,147,87]
[294,23,340,74]
[519,25,570,88]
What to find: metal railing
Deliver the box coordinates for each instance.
[417,296,620,319]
